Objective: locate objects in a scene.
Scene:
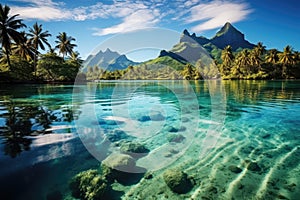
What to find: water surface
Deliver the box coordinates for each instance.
[0,80,299,200]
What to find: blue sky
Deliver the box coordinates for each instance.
[3,0,300,61]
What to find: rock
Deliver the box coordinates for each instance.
[101,153,146,184]
[144,172,153,179]
[284,183,297,192]
[106,129,129,142]
[181,117,189,122]
[247,161,261,172]
[165,126,178,132]
[138,115,151,122]
[91,120,107,125]
[102,153,136,171]
[228,165,242,173]
[163,169,193,194]
[262,133,271,139]
[106,120,124,125]
[167,134,186,143]
[69,169,108,200]
[150,113,165,121]
[179,126,186,132]
[120,142,150,156]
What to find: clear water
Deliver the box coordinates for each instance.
[0,80,299,200]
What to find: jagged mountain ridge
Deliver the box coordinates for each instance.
[157,22,255,64]
[84,23,255,72]
[181,22,255,50]
[83,48,138,71]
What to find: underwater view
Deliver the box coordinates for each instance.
[0,80,299,200]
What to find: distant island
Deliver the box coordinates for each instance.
[0,3,299,83]
[84,22,300,81]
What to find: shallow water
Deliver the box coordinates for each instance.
[0,80,299,200]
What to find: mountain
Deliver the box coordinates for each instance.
[82,48,138,71]
[153,22,255,66]
[210,22,255,50]
[180,22,255,51]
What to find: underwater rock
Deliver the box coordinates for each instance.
[138,115,151,122]
[261,133,271,139]
[91,120,107,125]
[178,126,187,132]
[163,169,193,194]
[69,169,108,200]
[165,126,179,132]
[144,172,153,179]
[102,153,136,171]
[101,153,146,185]
[106,120,124,125]
[228,165,242,173]
[106,130,129,142]
[167,134,186,143]
[120,142,150,156]
[165,125,186,133]
[247,161,261,172]
[284,183,297,192]
[181,117,189,122]
[150,113,165,121]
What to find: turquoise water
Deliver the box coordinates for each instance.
[0,80,299,200]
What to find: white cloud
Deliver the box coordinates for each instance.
[11,5,72,21]
[10,0,71,21]
[8,0,252,36]
[186,1,252,32]
[93,9,160,36]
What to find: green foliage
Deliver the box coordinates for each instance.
[1,4,299,82]
[55,32,77,59]
[0,4,26,68]
[0,4,81,83]
[145,56,186,70]
[37,52,80,81]
[0,55,34,81]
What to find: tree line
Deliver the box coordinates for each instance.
[85,42,300,81]
[219,43,300,79]
[0,4,82,82]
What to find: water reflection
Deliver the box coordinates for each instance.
[0,94,74,158]
[1,81,299,159]
[222,80,299,105]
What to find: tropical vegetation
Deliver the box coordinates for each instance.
[0,4,81,82]
[1,4,300,82]
[85,42,300,81]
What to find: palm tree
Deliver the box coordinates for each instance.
[182,64,195,80]
[265,49,279,64]
[221,45,234,76]
[27,22,52,76]
[233,49,251,76]
[69,51,83,64]
[249,49,262,73]
[0,4,26,68]
[293,51,300,63]
[12,31,34,61]
[55,32,77,60]
[254,42,266,57]
[279,45,295,78]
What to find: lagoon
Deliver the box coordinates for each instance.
[0,80,299,199]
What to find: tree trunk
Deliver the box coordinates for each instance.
[34,49,37,78]
[6,51,11,69]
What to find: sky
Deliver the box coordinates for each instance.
[2,0,300,61]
